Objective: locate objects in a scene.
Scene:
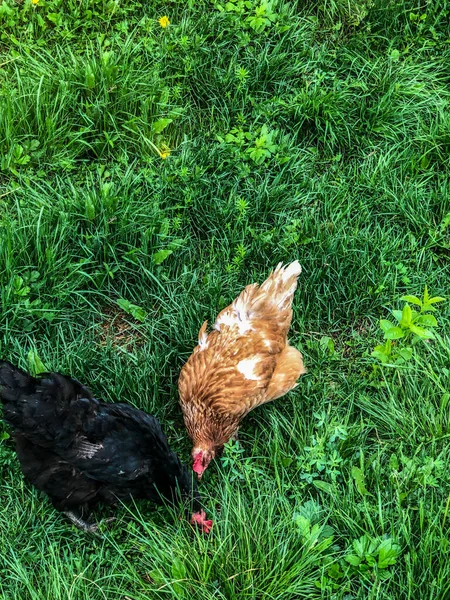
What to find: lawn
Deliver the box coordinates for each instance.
[0,0,450,598]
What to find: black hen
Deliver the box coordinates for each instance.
[0,361,212,533]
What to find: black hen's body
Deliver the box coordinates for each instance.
[0,361,199,517]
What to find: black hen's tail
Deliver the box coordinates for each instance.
[0,361,36,404]
[0,360,97,448]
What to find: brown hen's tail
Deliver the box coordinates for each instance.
[213,261,302,336]
[231,260,302,317]
[259,261,302,309]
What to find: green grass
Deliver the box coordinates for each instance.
[1,0,450,597]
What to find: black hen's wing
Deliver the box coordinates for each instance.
[61,403,196,506]
[62,403,171,483]
[0,361,97,449]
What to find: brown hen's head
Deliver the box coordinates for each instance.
[191,447,215,479]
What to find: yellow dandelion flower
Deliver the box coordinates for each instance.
[159,148,171,159]
[31,0,39,5]
[158,15,170,28]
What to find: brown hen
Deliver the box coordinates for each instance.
[178,261,306,478]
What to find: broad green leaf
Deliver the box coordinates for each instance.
[351,466,370,496]
[380,319,396,333]
[152,249,173,265]
[392,309,403,322]
[384,327,404,340]
[389,454,399,470]
[397,348,413,361]
[295,499,322,522]
[152,118,173,134]
[148,569,164,585]
[312,480,333,494]
[172,582,185,598]
[320,335,335,355]
[345,554,362,566]
[400,295,422,307]
[27,349,47,376]
[389,48,400,61]
[85,197,95,220]
[416,314,437,327]
[400,304,412,328]
[172,558,187,580]
[427,296,446,304]
[379,569,393,580]
[116,298,147,322]
[327,563,344,580]
[366,554,377,567]
[371,348,389,363]
[409,324,433,339]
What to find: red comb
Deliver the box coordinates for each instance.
[192,452,203,474]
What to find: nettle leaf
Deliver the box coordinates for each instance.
[116,299,147,322]
[295,500,323,524]
[152,118,173,134]
[295,515,311,538]
[320,524,335,540]
[400,295,422,307]
[152,249,173,265]
[353,534,372,557]
[247,147,270,164]
[351,466,370,496]
[377,539,401,569]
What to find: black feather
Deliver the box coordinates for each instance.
[0,361,200,519]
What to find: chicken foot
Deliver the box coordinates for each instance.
[64,511,115,534]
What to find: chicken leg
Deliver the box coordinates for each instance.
[63,511,115,535]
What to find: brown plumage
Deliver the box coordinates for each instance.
[178,261,306,477]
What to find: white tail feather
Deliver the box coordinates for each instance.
[281,260,302,280]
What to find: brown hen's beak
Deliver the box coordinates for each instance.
[190,510,213,535]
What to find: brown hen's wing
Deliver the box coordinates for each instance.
[179,329,277,426]
[266,345,306,402]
